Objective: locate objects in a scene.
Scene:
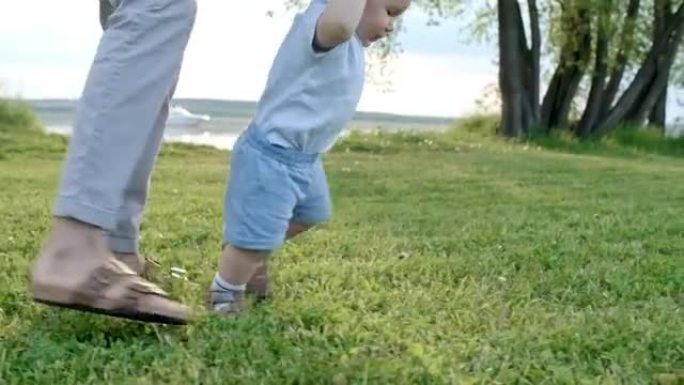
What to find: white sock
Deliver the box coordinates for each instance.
[211,273,246,293]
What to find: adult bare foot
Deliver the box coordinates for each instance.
[30,217,191,325]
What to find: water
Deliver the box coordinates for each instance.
[29,99,454,151]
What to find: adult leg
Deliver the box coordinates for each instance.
[107,71,181,275]
[30,0,198,324]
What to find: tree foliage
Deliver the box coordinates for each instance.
[278,0,684,136]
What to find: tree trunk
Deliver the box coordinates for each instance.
[498,0,536,138]
[540,69,562,131]
[649,0,672,129]
[649,89,668,128]
[597,0,641,118]
[577,5,611,138]
[528,0,541,123]
[540,4,592,130]
[595,2,684,134]
[627,22,683,126]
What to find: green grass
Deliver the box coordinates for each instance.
[526,127,684,158]
[0,99,69,160]
[1,105,683,384]
[445,113,684,159]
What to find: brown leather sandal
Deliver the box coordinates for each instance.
[113,253,161,280]
[32,258,191,325]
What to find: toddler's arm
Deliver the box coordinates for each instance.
[315,0,367,50]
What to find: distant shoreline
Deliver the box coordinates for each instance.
[29,98,457,151]
[24,97,458,127]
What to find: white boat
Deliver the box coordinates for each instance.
[166,105,211,128]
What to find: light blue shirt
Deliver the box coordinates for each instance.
[250,0,366,154]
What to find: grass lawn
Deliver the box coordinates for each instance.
[1,110,683,384]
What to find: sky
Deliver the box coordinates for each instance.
[0,0,499,118]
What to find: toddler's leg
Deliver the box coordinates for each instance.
[246,221,313,301]
[292,159,332,226]
[287,221,314,238]
[211,132,299,314]
[245,160,331,303]
[209,245,269,314]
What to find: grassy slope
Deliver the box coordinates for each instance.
[0,103,683,384]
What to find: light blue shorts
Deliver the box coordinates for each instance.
[222,128,331,250]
